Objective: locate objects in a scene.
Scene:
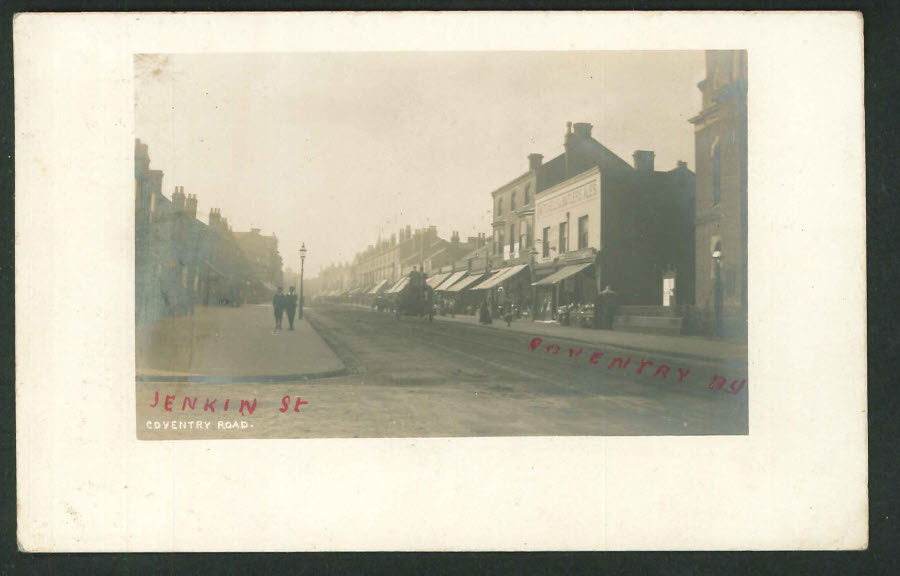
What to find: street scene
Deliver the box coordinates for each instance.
[134,50,748,439]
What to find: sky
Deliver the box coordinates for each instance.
[135,51,705,277]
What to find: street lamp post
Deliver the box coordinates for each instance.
[299,243,307,320]
[530,246,539,321]
[712,248,723,337]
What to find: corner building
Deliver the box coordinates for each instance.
[689,50,748,339]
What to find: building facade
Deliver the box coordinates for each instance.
[135,138,276,323]
[689,50,748,339]
[532,152,695,313]
[233,228,284,302]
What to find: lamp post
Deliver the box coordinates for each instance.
[299,243,307,320]
[712,248,723,337]
[530,246,539,321]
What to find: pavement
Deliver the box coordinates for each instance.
[136,304,345,381]
[347,303,747,365]
[432,311,748,365]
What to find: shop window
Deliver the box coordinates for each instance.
[542,227,550,257]
[577,215,589,250]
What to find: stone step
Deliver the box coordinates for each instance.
[616,305,680,317]
[612,314,684,336]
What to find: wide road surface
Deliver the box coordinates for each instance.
[136,303,747,439]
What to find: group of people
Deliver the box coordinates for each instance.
[272,286,299,331]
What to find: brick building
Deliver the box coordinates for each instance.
[135,140,212,324]
[532,137,695,315]
[135,138,269,323]
[689,50,748,339]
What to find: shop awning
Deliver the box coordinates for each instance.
[532,262,593,286]
[368,279,389,294]
[426,272,451,289]
[385,277,406,294]
[469,267,511,291]
[387,277,410,294]
[435,270,467,291]
[446,273,486,292]
[475,263,529,290]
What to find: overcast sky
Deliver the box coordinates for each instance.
[135,51,705,277]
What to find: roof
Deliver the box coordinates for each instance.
[537,136,632,193]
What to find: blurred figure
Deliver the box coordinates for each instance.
[285,286,298,330]
[273,286,285,331]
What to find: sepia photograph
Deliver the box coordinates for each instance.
[15,11,868,552]
[134,50,749,439]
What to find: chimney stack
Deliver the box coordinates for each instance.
[185,194,198,219]
[633,150,656,172]
[573,122,592,138]
[209,208,221,227]
[172,186,186,212]
[528,153,544,171]
[676,160,688,170]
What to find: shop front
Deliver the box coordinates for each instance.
[531,261,596,323]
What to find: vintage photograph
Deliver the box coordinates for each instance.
[134,50,749,439]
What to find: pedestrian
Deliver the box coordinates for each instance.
[273,286,285,331]
[285,286,298,330]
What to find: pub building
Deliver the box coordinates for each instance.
[531,149,696,323]
[483,121,696,327]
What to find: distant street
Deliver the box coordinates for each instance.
[137,303,747,439]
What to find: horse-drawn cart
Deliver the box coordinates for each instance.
[394,273,435,322]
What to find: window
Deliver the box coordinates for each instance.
[498,230,505,255]
[509,224,516,250]
[578,215,589,250]
[712,141,721,205]
[558,222,568,254]
[511,191,517,211]
[497,197,503,215]
[524,183,532,205]
[542,227,550,257]
[526,221,533,249]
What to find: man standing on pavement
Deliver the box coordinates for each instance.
[273,286,285,332]
[285,286,298,330]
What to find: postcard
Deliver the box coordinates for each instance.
[15,11,866,551]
